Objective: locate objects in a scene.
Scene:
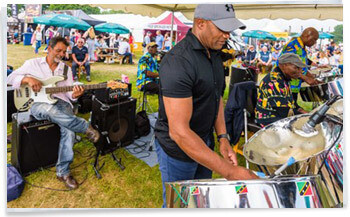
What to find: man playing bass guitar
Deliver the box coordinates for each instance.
[7,36,100,190]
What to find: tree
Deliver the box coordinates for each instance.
[331,24,343,43]
[7,4,25,17]
[46,4,101,14]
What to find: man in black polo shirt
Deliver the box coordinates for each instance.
[154,4,258,208]
[72,38,91,82]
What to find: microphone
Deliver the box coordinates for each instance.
[301,95,341,135]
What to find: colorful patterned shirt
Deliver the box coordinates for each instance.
[136,52,159,90]
[255,67,298,126]
[277,37,308,93]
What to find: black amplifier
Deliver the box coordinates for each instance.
[94,82,132,104]
[11,112,60,176]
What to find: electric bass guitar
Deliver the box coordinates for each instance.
[14,75,128,111]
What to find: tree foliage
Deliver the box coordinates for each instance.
[46,4,101,14]
[331,24,343,43]
[7,4,25,17]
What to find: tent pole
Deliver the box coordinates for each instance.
[170,11,174,49]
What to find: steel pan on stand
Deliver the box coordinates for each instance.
[243,113,343,206]
[165,175,336,208]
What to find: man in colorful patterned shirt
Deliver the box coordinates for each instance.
[277,27,321,95]
[136,42,159,94]
[256,53,308,126]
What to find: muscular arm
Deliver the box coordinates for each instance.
[214,98,238,165]
[163,96,257,180]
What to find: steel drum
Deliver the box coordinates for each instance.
[165,175,336,208]
[243,113,343,205]
[300,77,343,102]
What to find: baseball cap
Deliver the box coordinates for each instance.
[278,53,307,68]
[194,4,246,32]
[147,42,158,49]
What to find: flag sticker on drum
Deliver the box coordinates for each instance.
[235,185,248,194]
[190,186,200,195]
[297,181,313,196]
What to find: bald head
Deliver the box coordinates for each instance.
[301,27,319,47]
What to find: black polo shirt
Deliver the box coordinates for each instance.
[154,30,225,162]
[72,45,88,62]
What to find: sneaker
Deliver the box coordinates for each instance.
[86,76,91,82]
[85,125,100,143]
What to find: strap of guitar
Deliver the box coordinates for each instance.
[63,64,68,80]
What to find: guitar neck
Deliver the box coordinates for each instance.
[46,83,107,94]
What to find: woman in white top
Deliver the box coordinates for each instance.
[318,51,330,67]
[32,26,43,54]
[162,32,172,51]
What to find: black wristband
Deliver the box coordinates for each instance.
[217,134,230,142]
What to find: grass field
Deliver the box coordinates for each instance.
[6,43,241,208]
[6,42,315,208]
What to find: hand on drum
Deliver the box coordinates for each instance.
[303,76,323,86]
[226,166,259,180]
[219,139,238,165]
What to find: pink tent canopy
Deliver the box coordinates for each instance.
[144,13,191,43]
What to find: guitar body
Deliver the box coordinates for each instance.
[14,76,65,111]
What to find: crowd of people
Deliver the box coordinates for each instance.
[26,25,137,82]
[240,37,343,73]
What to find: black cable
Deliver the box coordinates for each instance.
[125,140,152,159]
[23,145,95,191]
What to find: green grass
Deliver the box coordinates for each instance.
[7,43,248,208]
[7,43,315,208]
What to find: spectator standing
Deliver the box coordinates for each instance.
[26,25,33,33]
[32,26,43,54]
[83,27,96,62]
[162,32,172,51]
[129,33,134,53]
[144,31,151,45]
[327,41,336,56]
[44,26,54,51]
[74,29,81,44]
[155,30,164,50]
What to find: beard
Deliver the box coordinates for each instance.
[53,55,62,63]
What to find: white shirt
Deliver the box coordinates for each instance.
[118,41,130,55]
[7,57,76,107]
[319,57,329,66]
[35,31,42,41]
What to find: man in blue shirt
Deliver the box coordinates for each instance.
[155,30,164,51]
[136,42,159,94]
[257,46,272,73]
[72,38,91,82]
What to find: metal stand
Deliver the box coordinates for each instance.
[92,130,125,179]
[243,109,249,169]
[137,91,154,114]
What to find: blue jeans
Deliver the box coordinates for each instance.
[35,40,41,54]
[44,38,50,50]
[72,61,91,78]
[122,52,133,64]
[30,99,89,176]
[155,136,213,208]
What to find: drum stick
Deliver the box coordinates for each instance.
[270,157,296,178]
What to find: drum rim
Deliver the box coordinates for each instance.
[165,174,321,186]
